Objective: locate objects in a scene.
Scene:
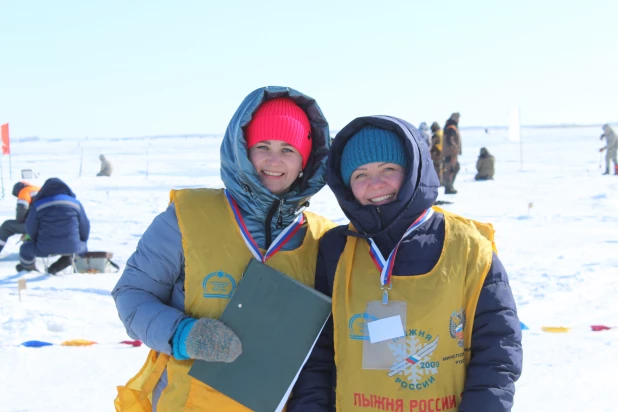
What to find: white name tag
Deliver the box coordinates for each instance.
[367,315,405,343]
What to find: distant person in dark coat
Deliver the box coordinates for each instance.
[0,182,39,254]
[16,178,90,274]
[443,112,461,194]
[599,124,617,175]
[288,117,522,412]
[475,147,495,180]
[97,154,113,176]
[430,121,443,185]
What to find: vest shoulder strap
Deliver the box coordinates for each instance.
[169,187,224,205]
[432,205,497,254]
[298,210,337,239]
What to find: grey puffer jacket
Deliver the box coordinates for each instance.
[112,86,330,355]
[601,125,617,151]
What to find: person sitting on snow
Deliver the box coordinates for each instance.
[97,154,113,177]
[0,181,40,254]
[16,178,90,274]
[475,147,495,180]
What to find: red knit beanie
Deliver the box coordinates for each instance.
[246,98,312,168]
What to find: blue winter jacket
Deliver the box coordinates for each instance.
[25,178,89,256]
[112,86,330,355]
[418,121,431,147]
[287,116,522,412]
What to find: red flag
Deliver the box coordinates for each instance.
[120,340,143,347]
[1,123,9,155]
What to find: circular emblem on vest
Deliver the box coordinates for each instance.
[348,312,379,340]
[202,271,237,299]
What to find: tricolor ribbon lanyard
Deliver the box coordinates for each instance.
[225,190,304,263]
[368,208,434,304]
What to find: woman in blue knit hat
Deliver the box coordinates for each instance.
[288,116,522,412]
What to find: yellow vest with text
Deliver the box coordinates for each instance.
[333,207,495,412]
[114,188,335,411]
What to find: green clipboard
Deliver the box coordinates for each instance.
[188,258,332,412]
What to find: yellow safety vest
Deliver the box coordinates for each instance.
[115,188,335,411]
[434,129,443,152]
[332,207,495,411]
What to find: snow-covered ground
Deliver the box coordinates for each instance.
[0,125,616,411]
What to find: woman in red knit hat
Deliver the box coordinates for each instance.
[246,97,314,195]
[113,86,335,411]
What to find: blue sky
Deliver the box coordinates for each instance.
[1,0,616,138]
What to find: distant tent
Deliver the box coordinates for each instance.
[508,106,524,170]
[508,107,521,142]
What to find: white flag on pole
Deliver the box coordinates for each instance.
[508,107,521,142]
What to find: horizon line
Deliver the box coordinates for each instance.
[10,121,616,141]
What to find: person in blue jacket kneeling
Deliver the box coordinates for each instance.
[16,177,90,274]
[288,117,522,412]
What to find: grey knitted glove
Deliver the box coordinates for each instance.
[185,318,242,363]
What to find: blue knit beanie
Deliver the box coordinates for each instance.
[340,126,408,187]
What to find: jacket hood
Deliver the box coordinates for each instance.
[220,86,330,223]
[445,118,459,128]
[12,182,27,197]
[36,178,76,200]
[480,147,489,156]
[327,116,439,250]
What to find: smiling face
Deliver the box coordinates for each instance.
[349,162,405,206]
[248,140,303,196]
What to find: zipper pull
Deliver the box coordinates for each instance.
[276,199,284,228]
